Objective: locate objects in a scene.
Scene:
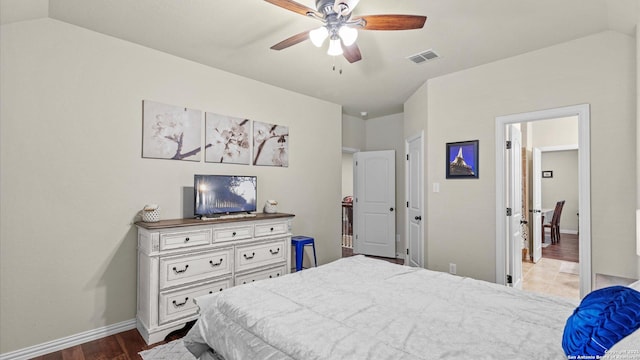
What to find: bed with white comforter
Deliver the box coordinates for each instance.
[183,255,584,359]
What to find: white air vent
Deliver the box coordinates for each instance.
[407,49,440,64]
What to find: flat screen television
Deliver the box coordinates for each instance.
[194,175,257,217]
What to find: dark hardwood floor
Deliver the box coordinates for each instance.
[31,323,191,360]
[541,232,579,263]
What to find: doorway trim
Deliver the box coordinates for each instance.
[495,104,591,297]
[405,131,424,267]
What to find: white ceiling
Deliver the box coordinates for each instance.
[1,0,638,118]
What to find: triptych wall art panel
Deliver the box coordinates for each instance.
[142,100,288,167]
[205,112,251,165]
[253,121,289,167]
[142,100,202,161]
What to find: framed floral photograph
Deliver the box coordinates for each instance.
[446,140,479,179]
[142,100,202,161]
[205,112,251,164]
[253,121,289,167]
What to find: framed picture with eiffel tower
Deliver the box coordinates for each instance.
[446,140,479,179]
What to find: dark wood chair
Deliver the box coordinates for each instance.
[543,200,565,244]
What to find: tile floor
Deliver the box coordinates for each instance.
[522,257,580,300]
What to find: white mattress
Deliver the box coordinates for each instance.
[185,255,577,359]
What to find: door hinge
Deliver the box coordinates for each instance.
[406,154,409,160]
[406,248,409,255]
[506,207,512,216]
[506,274,513,284]
[406,201,409,208]
[505,140,512,150]
[355,161,358,166]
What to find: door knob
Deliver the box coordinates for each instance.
[390,207,394,212]
[415,216,422,221]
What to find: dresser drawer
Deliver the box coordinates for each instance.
[213,225,253,243]
[160,248,232,289]
[158,278,231,325]
[254,221,288,238]
[235,265,287,286]
[160,228,211,251]
[235,239,286,272]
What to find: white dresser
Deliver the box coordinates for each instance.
[135,213,295,344]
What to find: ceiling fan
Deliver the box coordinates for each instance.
[265,0,427,63]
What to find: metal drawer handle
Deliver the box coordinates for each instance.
[243,252,256,260]
[172,297,189,307]
[270,227,274,231]
[232,232,237,236]
[209,258,224,267]
[172,265,189,274]
[269,273,281,278]
[269,248,280,255]
[209,288,224,294]
[184,237,190,242]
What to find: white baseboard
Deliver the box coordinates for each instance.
[0,319,136,360]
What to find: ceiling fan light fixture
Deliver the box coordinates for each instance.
[327,38,343,56]
[309,26,329,47]
[338,26,358,46]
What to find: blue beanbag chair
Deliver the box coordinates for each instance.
[562,285,640,357]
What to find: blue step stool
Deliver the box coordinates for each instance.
[291,236,317,272]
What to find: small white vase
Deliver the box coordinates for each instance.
[141,204,160,222]
[264,200,278,214]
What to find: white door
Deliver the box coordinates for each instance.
[406,133,423,267]
[531,148,543,263]
[507,125,523,289]
[353,150,396,258]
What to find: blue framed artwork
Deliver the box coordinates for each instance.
[446,140,479,179]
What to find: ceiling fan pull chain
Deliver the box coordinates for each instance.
[332,62,343,75]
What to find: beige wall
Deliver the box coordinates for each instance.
[342,114,365,150]
[530,116,578,148]
[541,150,579,232]
[0,18,342,353]
[342,152,354,199]
[404,82,428,140]
[407,30,637,282]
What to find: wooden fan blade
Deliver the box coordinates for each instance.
[342,43,362,63]
[270,30,310,50]
[356,15,427,30]
[264,0,322,18]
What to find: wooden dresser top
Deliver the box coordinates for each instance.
[135,213,295,230]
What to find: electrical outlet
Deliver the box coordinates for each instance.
[449,263,457,275]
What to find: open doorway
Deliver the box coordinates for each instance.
[496,104,591,299]
[524,120,580,300]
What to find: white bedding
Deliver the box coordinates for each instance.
[184,255,577,360]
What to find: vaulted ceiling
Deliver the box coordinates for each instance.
[1,0,637,118]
